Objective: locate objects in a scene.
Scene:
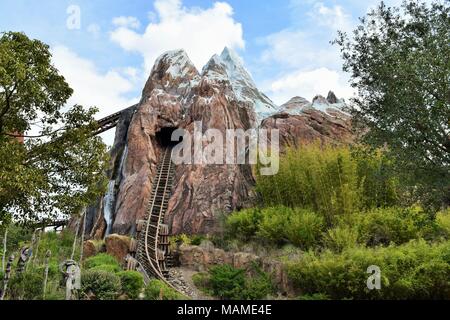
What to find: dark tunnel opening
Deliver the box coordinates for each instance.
[156,127,181,148]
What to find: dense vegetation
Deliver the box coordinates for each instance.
[287,239,450,300]
[224,143,450,299]
[335,0,450,209]
[193,264,274,300]
[256,144,399,223]
[0,31,109,224]
[144,279,186,300]
[1,0,448,301]
[0,225,184,300]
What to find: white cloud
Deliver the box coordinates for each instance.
[267,68,354,105]
[261,2,354,70]
[309,2,353,33]
[260,2,355,104]
[110,0,245,72]
[112,16,141,29]
[51,46,139,145]
[260,29,342,70]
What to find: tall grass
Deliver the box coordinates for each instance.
[256,143,399,225]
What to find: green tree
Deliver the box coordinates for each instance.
[0,31,108,223]
[334,1,450,209]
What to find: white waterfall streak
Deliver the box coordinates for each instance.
[103,180,115,236]
[120,145,128,178]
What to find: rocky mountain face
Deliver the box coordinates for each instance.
[263,92,353,148]
[85,48,353,238]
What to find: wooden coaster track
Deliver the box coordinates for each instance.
[134,148,180,292]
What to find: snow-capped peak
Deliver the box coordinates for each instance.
[219,47,255,86]
[202,47,277,121]
[152,49,199,79]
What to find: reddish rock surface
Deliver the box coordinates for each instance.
[107,49,258,235]
[85,48,353,238]
[105,234,131,265]
[176,243,294,295]
[82,240,99,259]
[261,108,353,148]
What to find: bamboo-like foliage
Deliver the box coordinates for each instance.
[42,250,51,299]
[2,229,7,273]
[256,143,399,225]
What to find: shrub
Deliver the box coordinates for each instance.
[169,234,192,251]
[256,206,291,244]
[2,224,33,253]
[84,253,120,270]
[225,208,262,241]
[81,269,121,300]
[353,147,399,209]
[298,293,330,300]
[7,268,44,300]
[192,272,212,295]
[242,267,274,300]
[43,290,65,300]
[197,264,274,300]
[190,235,206,246]
[117,271,144,299]
[144,279,185,300]
[323,225,359,252]
[285,209,325,249]
[357,207,437,246]
[286,239,450,300]
[226,206,324,249]
[90,264,121,273]
[436,209,450,237]
[208,264,246,300]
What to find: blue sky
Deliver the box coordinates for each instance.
[0,0,410,144]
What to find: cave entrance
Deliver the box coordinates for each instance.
[156,127,181,148]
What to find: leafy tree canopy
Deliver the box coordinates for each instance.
[335,0,450,208]
[0,32,109,225]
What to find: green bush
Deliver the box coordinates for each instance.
[437,209,450,237]
[285,209,325,249]
[192,272,212,295]
[323,225,359,252]
[84,253,120,270]
[226,206,324,249]
[144,279,185,300]
[298,293,330,300]
[117,271,144,299]
[357,207,437,246]
[353,148,399,209]
[209,264,246,300]
[90,264,121,273]
[243,267,274,300]
[0,224,33,254]
[7,268,44,300]
[197,264,274,300]
[257,206,291,244]
[190,235,206,246]
[225,208,262,241]
[169,234,192,251]
[34,230,78,266]
[286,239,450,300]
[81,269,121,300]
